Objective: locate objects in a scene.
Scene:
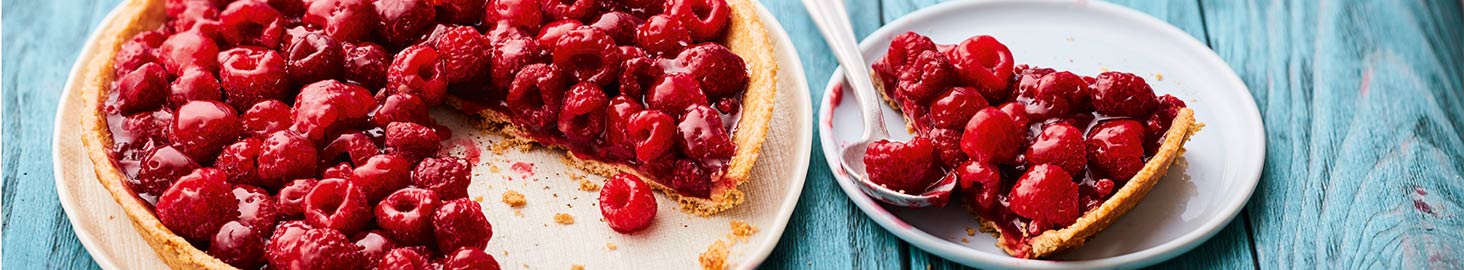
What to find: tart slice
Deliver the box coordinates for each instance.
[861,32,1200,258]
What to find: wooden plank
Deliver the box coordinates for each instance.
[761,0,908,269]
[1200,0,1464,268]
[1,0,119,268]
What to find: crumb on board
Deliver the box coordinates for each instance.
[514,209,524,217]
[961,237,970,243]
[1100,66,1110,72]
[699,240,729,270]
[965,227,976,236]
[578,179,600,192]
[730,220,758,242]
[502,191,526,207]
[571,264,585,270]
[1154,72,1165,81]
[488,164,501,173]
[473,195,484,202]
[554,213,575,224]
[607,243,618,250]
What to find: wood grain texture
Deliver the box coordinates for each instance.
[1200,0,1464,268]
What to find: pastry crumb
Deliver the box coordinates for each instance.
[1154,72,1165,81]
[699,240,729,270]
[488,164,501,173]
[514,209,524,217]
[729,220,758,242]
[578,179,600,192]
[960,237,969,243]
[607,242,618,250]
[1100,66,1110,72]
[502,191,526,207]
[473,195,484,202]
[965,227,976,236]
[554,213,575,224]
[571,264,585,270]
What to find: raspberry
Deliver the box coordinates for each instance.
[171,100,242,161]
[944,35,1014,100]
[626,110,676,163]
[664,0,730,41]
[442,247,501,270]
[267,0,306,17]
[1144,94,1187,154]
[322,162,354,179]
[599,173,657,233]
[535,19,584,47]
[553,27,620,85]
[219,0,285,48]
[432,0,484,25]
[616,46,659,98]
[871,32,936,89]
[956,161,1002,212]
[120,109,175,148]
[217,46,289,111]
[157,168,238,242]
[294,228,368,269]
[1026,123,1088,174]
[646,73,709,116]
[507,63,567,128]
[896,50,953,104]
[322,131,379,165]
[169,2,220,37]
[960,108,1023,164]
[114,62,169,115]
[433,198,492,251]
[675,43,748,98]
[264,220,312,267]
[863,137,938,194]
[996,102,1030,128]
[378,247,431,270]
[351,154,414,201]
[1021,71,1089,120]
[434,26,491,84]
[135,146,201,196]
[161,29,221,76]
[558,83,609,143]
[375,188,440,246]
[1086,119,1147,180]
[303,0,376,43]
[232,185,280,236]
[284,32,344,84]
[387,45,449,105]
[257,131,319,185]
[670,159,713,197]
[1091,71,1158,117]
[541,0,595,20]
[374,0,436,47]
[602,96,645,160]
[168,67,222,107]
[928,86,989,129]
[343,42,390,90]
[676,104,734,162]
[384,121,441,161]
[605,0,661,17]
[591,11,641,45]
[484,0,544,31]
[926,127,965,165]
[1008,164,1080,227]
[305,178,372,234]
[371,93,429,128]
[291,80,377,142]
[241,100,291,138]
[215,138,263,186]
[115,30,166,78]
[411,157,471,200]
[636,14,692,56]
[209,221,265,269]
[352,230,398,268]
[276,178,319,219]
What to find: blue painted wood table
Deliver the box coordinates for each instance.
[4,0,1462,269]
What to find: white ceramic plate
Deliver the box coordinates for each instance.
[54,2,811,269]
[817,0,1265,269]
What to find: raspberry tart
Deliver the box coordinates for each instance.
[78,0,775,268]
[862,32,1200,259]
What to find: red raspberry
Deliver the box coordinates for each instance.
[663,0,729,41]
[350,154,413,201]
[602,96,645,160]
[507,63,567,128]
[617,46,659,98]
[114,62,169,115]
[322,131,379,165]
[1144,94,1187,154]
[171,100,242,161]
[267,0,306,17]
[294,228,368,269]
[434,26,491,84]
[215,138,264,186]
[944,35,1014,100]
[636,14,692,56]
[284,32,344,84]
[322,162,355,179]
[928,86,989,129]
[219,0,285,48]
[1008,164,1080,227]
[676,104,734,162]
[115,30,166,78]
[384,122,441,161]
[484,0,543,31]
[433,198,492,251]
[257,131,319,185]
[292,80,377,142]
[232,185,280,235]
[217,46,289,111]
[387,45,449,105]
[1092,71,1159,117]
[956,161,1002,212]
[540,0,595,20]
[304,0,376,43]
[871,32,936,89]
[276,178,319,219]
[157,168,239,242]
[432,0,484,25]
[241,100,291,138]
[305,178,372,234]
[599,173,657,233]
[1021,71,1089,121]
[591,11,641,45]
[442,247,501,270]
[371,93,429,127]
[558,83,609,143]
[342,42,390,90]
[353,230,399,267]
[378,247,431,270]
[120,109,175,148]
[675,43,748,98]
[553,27,620,85]
[412,157,471,200]
[896,50,953,104]
[374,0,436,47]
[535,19,584,47]
[997,102,1030,128]
[626,110,676,163]
[490,35,548,91]
[135,146,201,196]
[1026,123,1088,174]
[926,127,965,165]
[264,220,312,267]
[863,137,938,194]
[960,108,1023,164]
[1086,119,1147,180]
[604,0,661,17]
[169,2,220,38]
[646,73,709,116]
[670,159,713,197]
[169,67,222,107]
[375,188,440,246]
[160,29,221,76]
[209,221,265,269]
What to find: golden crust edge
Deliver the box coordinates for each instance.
[77,0,237,269]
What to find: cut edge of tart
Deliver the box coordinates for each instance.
[78,0,234,268]
[451,0,777,217]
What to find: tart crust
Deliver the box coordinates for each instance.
[451,0,777,217]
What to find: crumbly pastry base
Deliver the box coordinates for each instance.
[453,0,778,217]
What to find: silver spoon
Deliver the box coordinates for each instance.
[802,0,956,207]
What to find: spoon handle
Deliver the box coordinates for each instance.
[801,0,888,141]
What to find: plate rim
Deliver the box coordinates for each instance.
[815,0,1266,269]
[54,2,127,269]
